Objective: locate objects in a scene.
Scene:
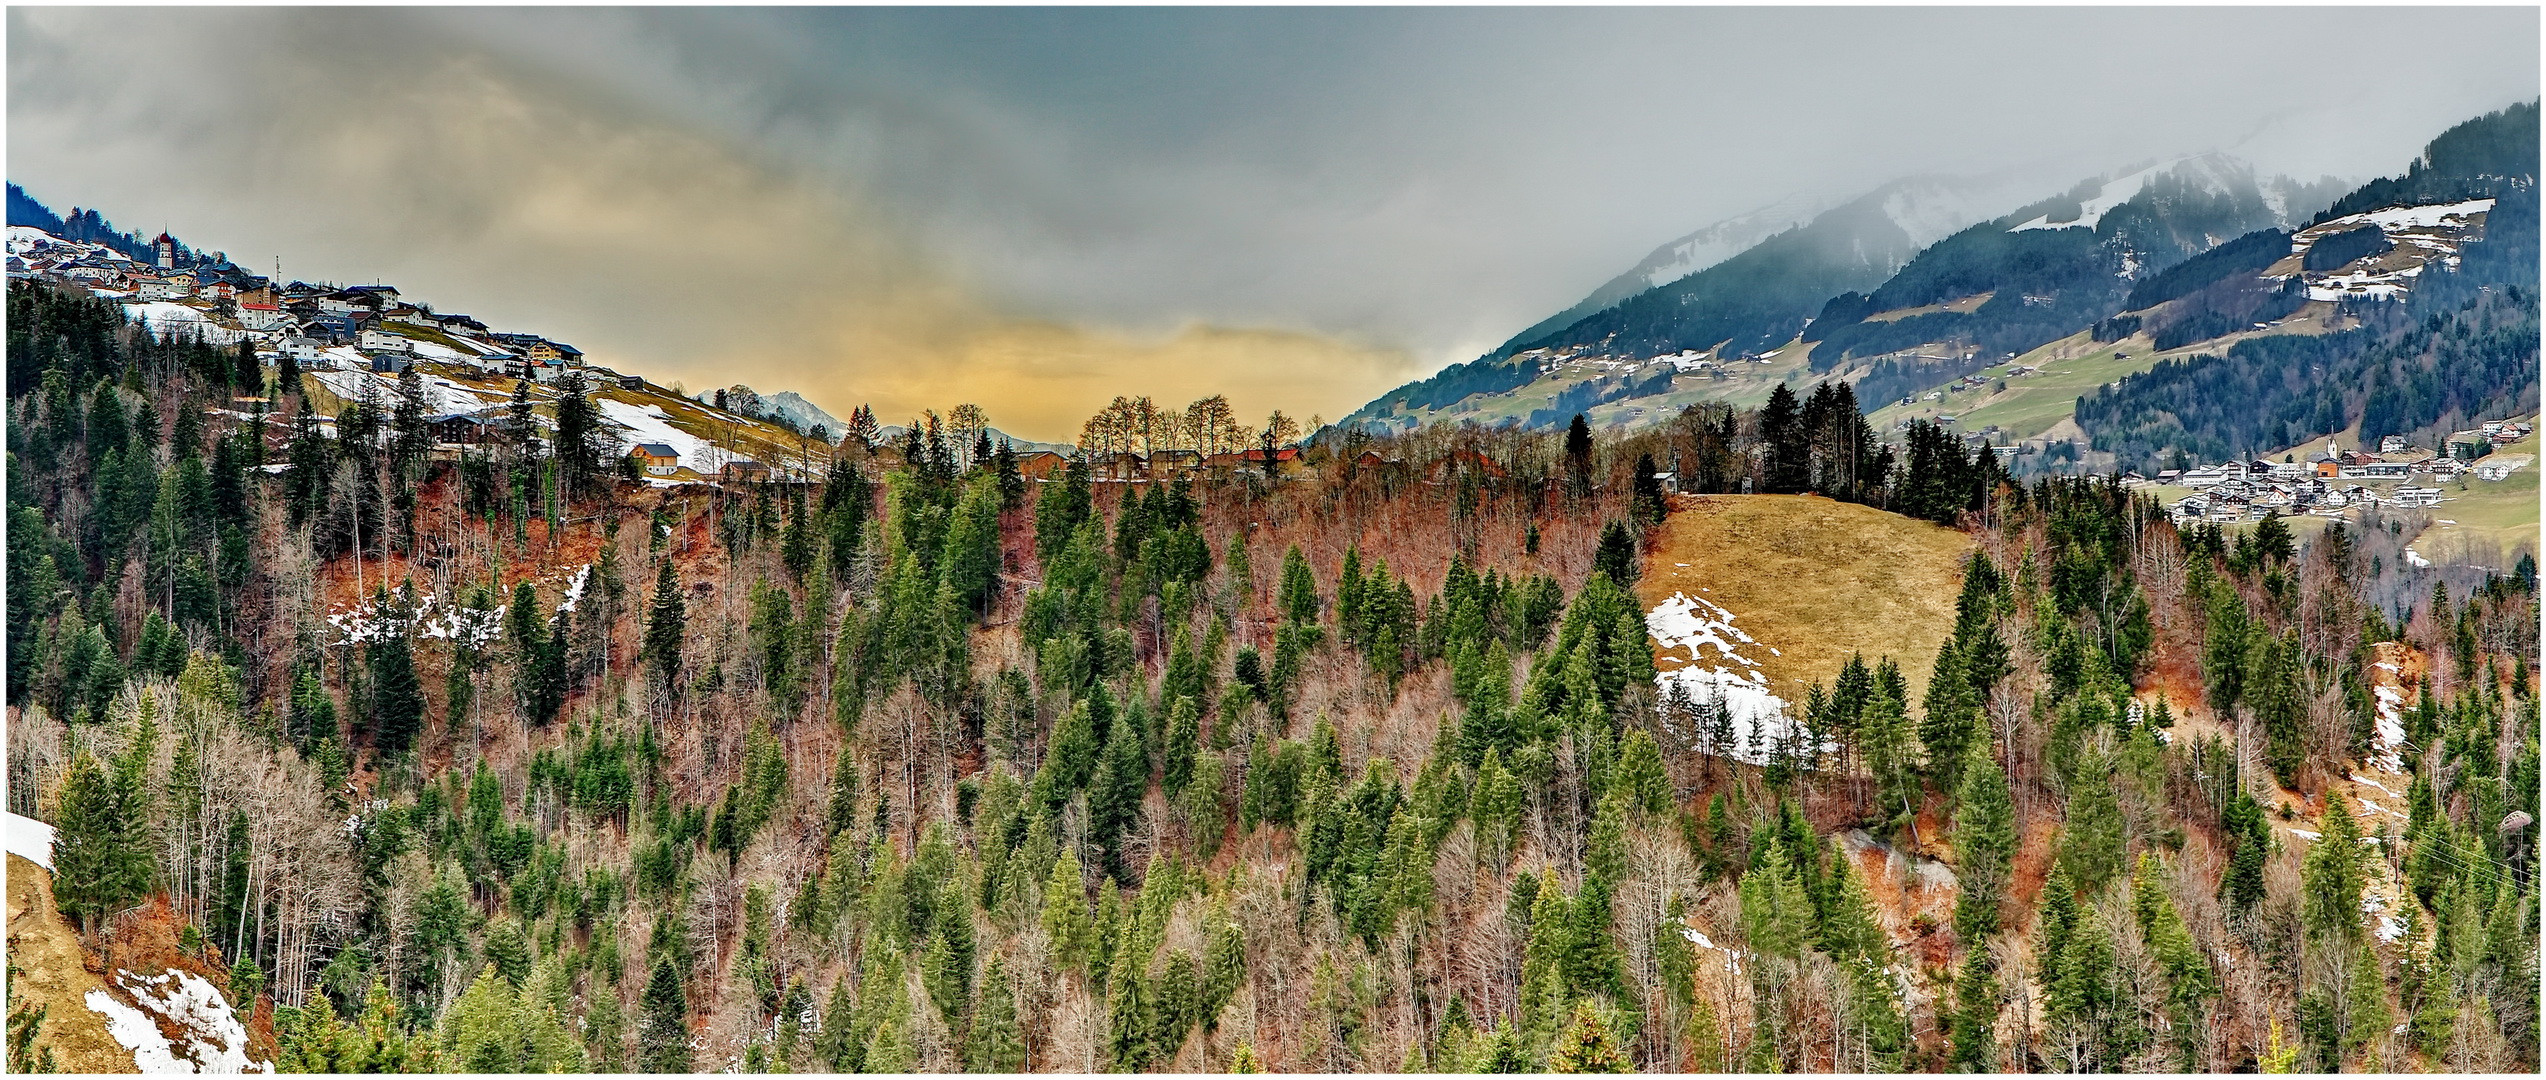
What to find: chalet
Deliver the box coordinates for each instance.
[1148,449,1202,478]
[1240,447,1305,476]
[368,353,412,375]
[428,410,504,445]
[618,373,646,390]
[1016,450,1070,481]
[2475,455,2532,481]
[357,327,413,354]
[630,443,680,476]
[720,459,772,484]
[2390,487,2443,508]
[134,276,185,301]
[2179,467,2225,488]
[2314,460,2341,479]
[436,313,489,336]
[2268,460,2309,480]
[1098,452,1147,481]
[280,335,329,364]
[389,306,439,328]
[2380,435,2414,454]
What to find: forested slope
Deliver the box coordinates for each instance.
[5,268,2538,1075]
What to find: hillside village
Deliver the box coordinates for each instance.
[5,222,846,487]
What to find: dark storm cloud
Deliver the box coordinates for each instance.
[8,7,2535,439]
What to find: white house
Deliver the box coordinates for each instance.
[2390,487,2443,508]
[239,301,288,331]
[357,328,413,354]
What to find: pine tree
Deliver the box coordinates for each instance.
[1952,740,2016,939]
[1107,961,1154,1071]
[1564,414,1595,500]
[2301,796,2365,948]
[637,958,691,1073]
[1040,854,1095,973]
[1278,544,1319,625]
[1858,679,1923,838]
[2250,630,2307,785]
[1948,943,1999,1071]
[2057,751,2127,895]
[1088,716,1149,880]
[366,633,424,756]
[50,749,143,931]
[965,957,1027,1071]
[642,558,685,697]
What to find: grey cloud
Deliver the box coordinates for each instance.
[9,7,2536,437]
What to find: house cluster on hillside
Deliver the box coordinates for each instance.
[7,226,603,387]
[2142,420,2534,524]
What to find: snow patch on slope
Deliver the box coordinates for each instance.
[1646,592,1820,764]
[594,398,724,469]
[87,969,271,1073]
[5,811,57,868]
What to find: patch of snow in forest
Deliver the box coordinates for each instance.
[2378,915,2408,942]
[1679,926,1745,975]
[1647,592,1824,765]
[2352,773,2399,798]
[336,584,505,650]
[2289,828,2321,841]
[558,564,593,614]
[2371,685,2409,770]
[2403,548,2431,569]
[5,811,56,868]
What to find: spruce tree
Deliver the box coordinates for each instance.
[367,633,424,756]
[965,957,1027,1071]
[642,558,685,697]
[636,958,691,1073]
[51,749,138,931]
[1951,740,2016,939]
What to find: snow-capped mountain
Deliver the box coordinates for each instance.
[1498,192,1839,349]
[1338,152,2355,436]
[1341,169,2056,433]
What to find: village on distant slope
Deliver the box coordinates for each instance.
[5,223,841,486]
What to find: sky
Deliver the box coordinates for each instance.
[8,7,2537,443]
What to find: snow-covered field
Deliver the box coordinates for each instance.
[124,302,242,345]
[2010,158,2184,233]
[2282,198,2494,302]
[1646,591,1820,765]
[307,366,502,415]
[86,969,271,1074]
[594,397,729,467]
